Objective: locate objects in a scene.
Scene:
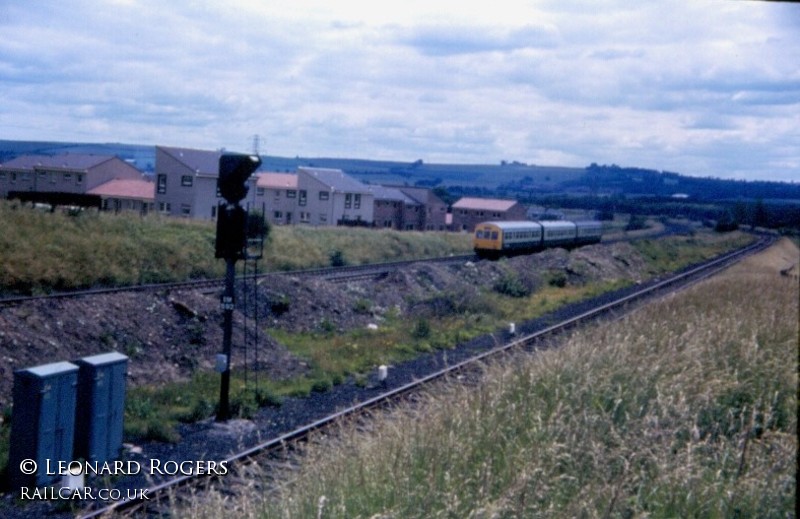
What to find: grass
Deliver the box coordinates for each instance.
[0,200,473,295]
[0,201,223,294]
[631,230,754,274]
[176,242,797,518]
[124,372,284,443]
[125,230,752,444]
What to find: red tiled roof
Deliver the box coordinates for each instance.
[88,179,155,200]
[451,197,519,211]
[257,172,298,189]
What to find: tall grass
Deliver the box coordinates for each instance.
[177,255,797,518]
[0,201,472,294]
[0,202,222,293]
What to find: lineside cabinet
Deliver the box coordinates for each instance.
[9,361,80,488]
[74,352,128,464]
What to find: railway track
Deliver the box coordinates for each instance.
[0,221,694,306]
[71,235,774,519]
[0,254,478,307]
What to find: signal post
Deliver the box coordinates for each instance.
[214,152,261,421]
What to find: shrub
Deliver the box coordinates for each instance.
[546,270,567,288]
[412,318,432,339]
[493,270,532,297]
[329,249,347,267]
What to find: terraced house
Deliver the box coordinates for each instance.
[295,167,374,226]
[154,146,224,219]
[0,153,152,211]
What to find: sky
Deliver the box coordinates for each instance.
[1,1,798,182]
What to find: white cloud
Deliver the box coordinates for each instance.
[0,0,797,181]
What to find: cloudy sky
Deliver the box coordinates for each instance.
[1,1,798,181]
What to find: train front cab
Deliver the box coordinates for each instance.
[474,223,504,258]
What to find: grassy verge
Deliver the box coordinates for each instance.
[0,202,222,294]
[631,230,753,274]
[179,243,797,518]
[0,201,473,295]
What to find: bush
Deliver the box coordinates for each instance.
[329,249,347,267]
[412,319,432,339]
[546,271,567,288]
[493,271,532,298]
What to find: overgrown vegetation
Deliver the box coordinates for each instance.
[0,201,222,294]
[178,247,797,518]
[631,231,753,274]
[0,200,472,295]
[111,230,755,444]
[124,372,283,443]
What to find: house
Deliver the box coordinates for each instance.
[296,167,374,226]
[450,197,527,232]
[0,153,143,202]
[251,172,299,226]
[87,178,155,214]
[368,185,421,230]
[393,186,448,231]
[154,146,228,219]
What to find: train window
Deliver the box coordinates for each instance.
[476,231,484,238]
[491,232,498,240]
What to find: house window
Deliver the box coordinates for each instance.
[354,194,361,209]
[159,202,171,213]
[157,174,167,194]
[181,175,193,187]
[274,211,283,219]
[319,191,329,201]
[319,213,327,223]
[10,172,16,183]
[0,172,5,180]
[76,173,83,184]
[300,211,310,223]
[287,190,297,198]
[299,190,307,206]
[345,193,352,209]
[256,187,265,196]
[64,173,72,181]
[180,204,191,216]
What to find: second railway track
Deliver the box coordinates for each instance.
[69,235,774,519]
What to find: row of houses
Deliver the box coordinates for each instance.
[0,146,527,232]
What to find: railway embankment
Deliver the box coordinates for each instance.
[187,238,797,518]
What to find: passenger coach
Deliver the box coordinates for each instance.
[473,220,602,258]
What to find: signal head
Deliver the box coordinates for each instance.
[218,152,261,204]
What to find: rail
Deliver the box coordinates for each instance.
[74,235,773,518]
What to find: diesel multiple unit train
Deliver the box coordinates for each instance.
[473,220,603,258]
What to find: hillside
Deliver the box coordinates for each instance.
[3,139,800,204]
